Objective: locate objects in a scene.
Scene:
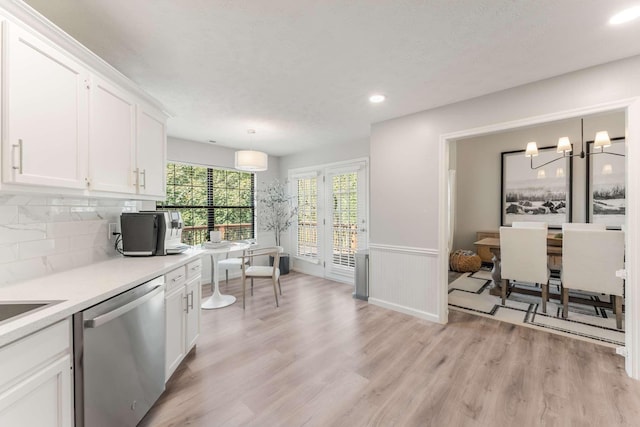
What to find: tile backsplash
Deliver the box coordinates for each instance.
[0,194,144,287]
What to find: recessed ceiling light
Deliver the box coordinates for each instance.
[609,6,640,25]
[369,94,386,103]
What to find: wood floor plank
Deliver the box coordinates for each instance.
[140,272,640,427]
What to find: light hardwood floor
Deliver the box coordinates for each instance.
[140,272,640,427]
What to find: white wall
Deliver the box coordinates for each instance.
[369,55,640,323]
[452,111,625,251]
[278,137,369,177]
[167,136,281,282]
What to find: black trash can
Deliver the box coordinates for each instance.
[269,253,290,275]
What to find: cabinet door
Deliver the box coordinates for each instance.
[136,104,166,198]
[165,286,186,381]
[3,23,89,189]
[185,276,201,351]
[88,75,136,193]
[0,355,73,427]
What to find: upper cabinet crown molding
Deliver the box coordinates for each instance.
[0,0,170,118]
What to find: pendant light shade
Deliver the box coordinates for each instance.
[556,137,572,153]
[235,129,268,172]
[594,130,611,149]
[235,150,268,172]
[525,142,539,157]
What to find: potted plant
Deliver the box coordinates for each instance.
[256,179,297,274]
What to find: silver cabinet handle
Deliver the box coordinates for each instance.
[140,169,146,189]
[12,139,23,173]
[84,285,164,328]
[188,290,194,310]
[172,274,184,282]
[133,167,139,188]
[183,295,189,313]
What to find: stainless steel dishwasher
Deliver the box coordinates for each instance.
[73,276,166,427]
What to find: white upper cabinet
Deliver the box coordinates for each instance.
[136,103,167,198]
[88,75,136,193]
[2,22,89,189]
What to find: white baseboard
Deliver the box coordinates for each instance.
[368,298,442,324]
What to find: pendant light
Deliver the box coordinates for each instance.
[235,129,268,172]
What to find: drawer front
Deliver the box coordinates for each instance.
[0,319,71,388]
[165,265,187,292]
[186,258,202,279]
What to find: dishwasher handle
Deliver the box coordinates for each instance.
[84,285,164,328]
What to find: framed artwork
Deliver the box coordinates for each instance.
[587,137,625,228]
[501,146,572,228]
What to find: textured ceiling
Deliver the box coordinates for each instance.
[22,0,640,156]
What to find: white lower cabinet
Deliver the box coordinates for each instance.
[165,258,202,381]
[185,276,201,350]
[0,319,73,427]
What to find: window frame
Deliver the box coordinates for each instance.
[158,162,255,245]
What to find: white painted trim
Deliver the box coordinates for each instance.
[369,243,438,256]
[287,156,370,177]
[624,98,640,379]
[292,255,320,265]
[325,272,353,285]
[438,97,640,379]
[369,298,441,324]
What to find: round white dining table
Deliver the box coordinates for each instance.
[201,241,251,309]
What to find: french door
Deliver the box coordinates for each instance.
[324,165,368,281]
[291,159,368,283]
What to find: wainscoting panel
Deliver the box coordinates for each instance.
[369,243,441,323]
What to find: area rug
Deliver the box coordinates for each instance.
[448,271,625,347]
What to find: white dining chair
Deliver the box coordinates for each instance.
[499,226,550,312]
[561,229,625,329]
[217,240,253,286]
[562,223,607,231]
[512,221,548,230]
[240,246,283,309]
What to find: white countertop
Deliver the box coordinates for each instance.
[0,249,204,347]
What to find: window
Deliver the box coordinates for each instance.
[158,163,255,245]
[296,177,318,259]
[330,172,358,268]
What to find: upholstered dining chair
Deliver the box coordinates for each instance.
[499,226,550,312]
[240,246,284,309]
[561,229,625,329]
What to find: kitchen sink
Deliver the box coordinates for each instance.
[0,301,62,325]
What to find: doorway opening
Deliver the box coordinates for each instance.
[438,98,640,378]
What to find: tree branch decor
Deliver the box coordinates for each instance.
[256,179,297,246]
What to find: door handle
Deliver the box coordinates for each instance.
[12,139,23,173]
[84,285,164,328]
[183,294,189,313]
[140,169,146,189]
